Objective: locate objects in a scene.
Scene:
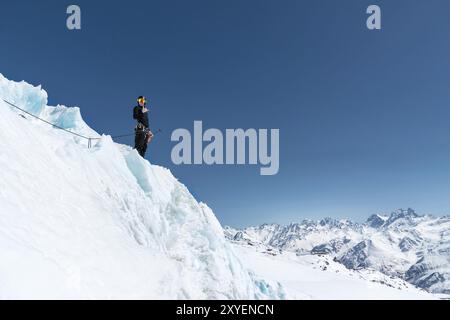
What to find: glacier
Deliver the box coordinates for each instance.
[0,73,284,299]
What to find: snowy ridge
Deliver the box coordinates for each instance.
[0,73,284,299]
[225,208,450,295]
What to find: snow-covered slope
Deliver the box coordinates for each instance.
[0,74,284,299]
[231,244,436,300]
[225,209,450,295]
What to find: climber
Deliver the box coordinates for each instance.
[133,96,154,157]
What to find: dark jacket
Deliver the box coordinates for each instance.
[133,105,149,129]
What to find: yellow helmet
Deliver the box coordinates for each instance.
[137,96,147,105]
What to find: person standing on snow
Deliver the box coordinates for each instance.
[133,96,153,157]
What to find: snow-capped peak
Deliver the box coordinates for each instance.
[366,214,388,228]
[226,209,450,295]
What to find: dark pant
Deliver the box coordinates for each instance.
[135,130,148,157]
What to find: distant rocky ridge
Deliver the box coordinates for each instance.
[224,209,450,294]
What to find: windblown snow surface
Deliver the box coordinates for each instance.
[0,74,436,299]
[231,244,437,300]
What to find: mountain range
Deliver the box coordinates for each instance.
[225,208,450,294]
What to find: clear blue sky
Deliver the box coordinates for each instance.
[1,0,450,227]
